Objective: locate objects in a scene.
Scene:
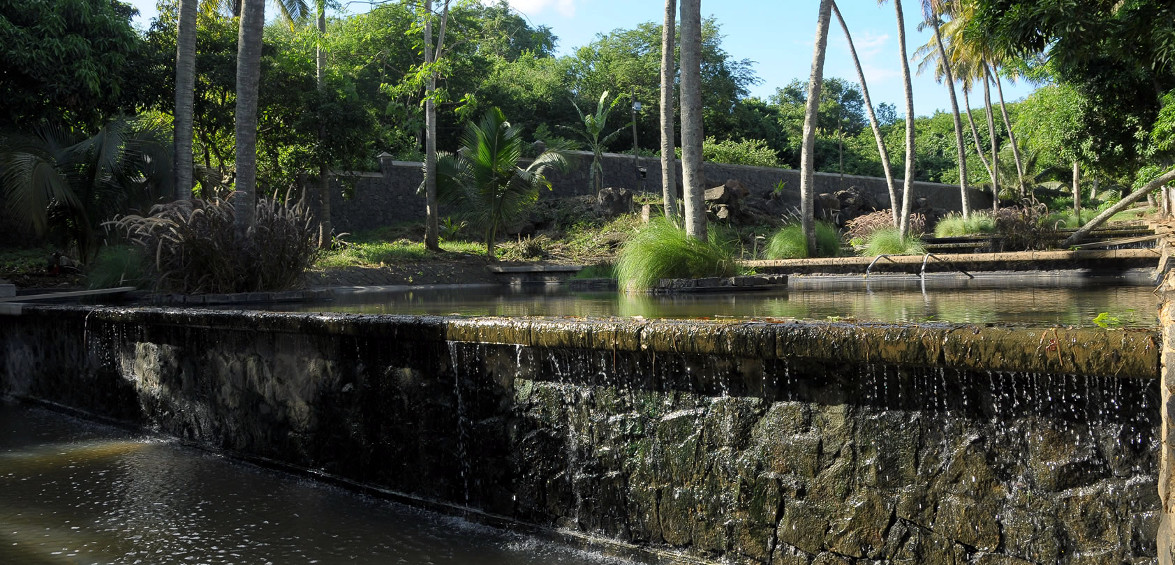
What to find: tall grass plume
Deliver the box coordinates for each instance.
[616,219,737,291]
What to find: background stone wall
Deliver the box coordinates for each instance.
[0,308,1157,564]
[330,152,994,234]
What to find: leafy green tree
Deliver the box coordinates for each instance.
[433,108,567,259]
[564,91,628,193]
[0,119,172,260]
[0,0,146,130]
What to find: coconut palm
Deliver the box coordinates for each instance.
[659,0,678,221]
[832,1,899,226]
[433,108,568,259]
[174,0,198,201]
[232,0,265,238]
[565,90,628,195]
[799,0,834,256]
[914,0,970,219]
[0,119,172,261]
[678,0,706,241]
[891,0,916,238]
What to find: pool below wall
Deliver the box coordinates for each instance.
[0,306,1162,564]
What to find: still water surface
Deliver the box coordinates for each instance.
[0,401,639,565]
[284,277,1160,327]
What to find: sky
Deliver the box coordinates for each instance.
[124,0,1039,118]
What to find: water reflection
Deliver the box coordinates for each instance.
[0,401,639,565]
[282,280,1159,327]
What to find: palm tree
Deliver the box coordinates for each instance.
[232,0,265,238]
[0,120,172,261]
[422,0,451,252]
[660,0,678,221]
[914,0,970,219]
[314,0,331,246]
[174,0,198,201]
[565,91,628,194]
[892,0,916,238]
[832,1,899,226]
[981,63,1000,211]
[433,108,568,259]
[678,0,705,241]
[800,0,834,256]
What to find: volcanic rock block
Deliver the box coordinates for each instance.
[595,187,633,216]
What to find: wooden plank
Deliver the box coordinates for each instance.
[0,286,137,303]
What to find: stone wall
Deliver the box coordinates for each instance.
[330,153,993,234]
[0,308,1159,564]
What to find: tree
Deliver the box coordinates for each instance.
[433,108,567,259]
[915,0,970,219]
[565,91,628,194]
[892,0,916,237]
[422,0,451,252]
[660,0,679,221]
[174,0,198,200]
[800,0,833,256]
[678,0,706,241]
[232,0,266,237]
[832,1,899,225]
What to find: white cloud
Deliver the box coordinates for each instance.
[502,0,577,18]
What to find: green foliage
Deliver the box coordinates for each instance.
[434,108,567,258]
[109,194,319,293]
[0,118,172,261]
[994,205,1056,251]
[764,223,842,259]
[0,0,146,129]
[615,219,738,291]
[861,228,926,256]
[440,217,467,240]
[701,137,782,168]
[1041,208,1098,229]
[933,212,997,237]
[563,91,628,193]
[86,244,148,289]
[573,263,616,279]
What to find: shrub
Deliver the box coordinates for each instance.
[844,210,926,241]
[933,211,997,237]
[109,193,318,293]
[615,219,738,291]
[764,222,842,259]
[702,137,782,168]
[1041,208,1098,229]
[861,227,926,256]
[994,204,1055,250]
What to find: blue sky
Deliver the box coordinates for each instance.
[124,0,1038,118]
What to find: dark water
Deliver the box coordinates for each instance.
[0,401,639,565]
[282,278,1160,327]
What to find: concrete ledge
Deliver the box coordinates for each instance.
[745,248,1160,275]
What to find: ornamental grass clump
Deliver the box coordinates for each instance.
[933,211,997,237]
[764,222,842,259]
[615,219,738,292]
[109,193,318,293]
[861,227,926,256]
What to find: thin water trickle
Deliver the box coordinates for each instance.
[447,342,472,505]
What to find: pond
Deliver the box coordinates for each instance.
[280,272,1160,328]
[0,401,643,565]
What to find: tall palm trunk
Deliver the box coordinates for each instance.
[173,0,198,201]
[894,0,916,238]
[990,62,1026,197]
[659,0,678,221]
[962,86,994,183]
[678,0,705,241]
[932,19,970,219]
[233,0,265,237]
[315,1,331,246]
[982,63,999,212]
[423,0,439,250]
[833,1,897,226]
[799,0,833,256]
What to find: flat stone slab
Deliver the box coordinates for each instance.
[652,274,787,293]
[0,284,13,298]
[744,248,1160,275]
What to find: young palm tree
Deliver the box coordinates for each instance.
[678,0,706,242]
[565,91,628,194]
[0,120,172,261]
[800,0,834,256]
[433,108,568,259]
[914,0,970,219]
[659,0,678,221]
[832,1,898,226]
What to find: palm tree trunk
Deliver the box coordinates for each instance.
[678,0,705,241]
[990,63,1026,197]
[173,0,198,201]
[894,0,915,238]
[833,2,897,227]
[931,19,970,219]
[982,63,999,212]
[798,0,833,256]
[315,1,332,246]
[423,0,440,250]
[659,0,678,221]
[233,0,265,238]
[962,86,994,184]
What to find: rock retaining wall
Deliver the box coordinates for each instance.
[0,307,1160,564]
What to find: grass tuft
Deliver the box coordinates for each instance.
[764,222,841,259]
[933,212,997,237]
[861,228,926,256]
[615,219,738,291]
